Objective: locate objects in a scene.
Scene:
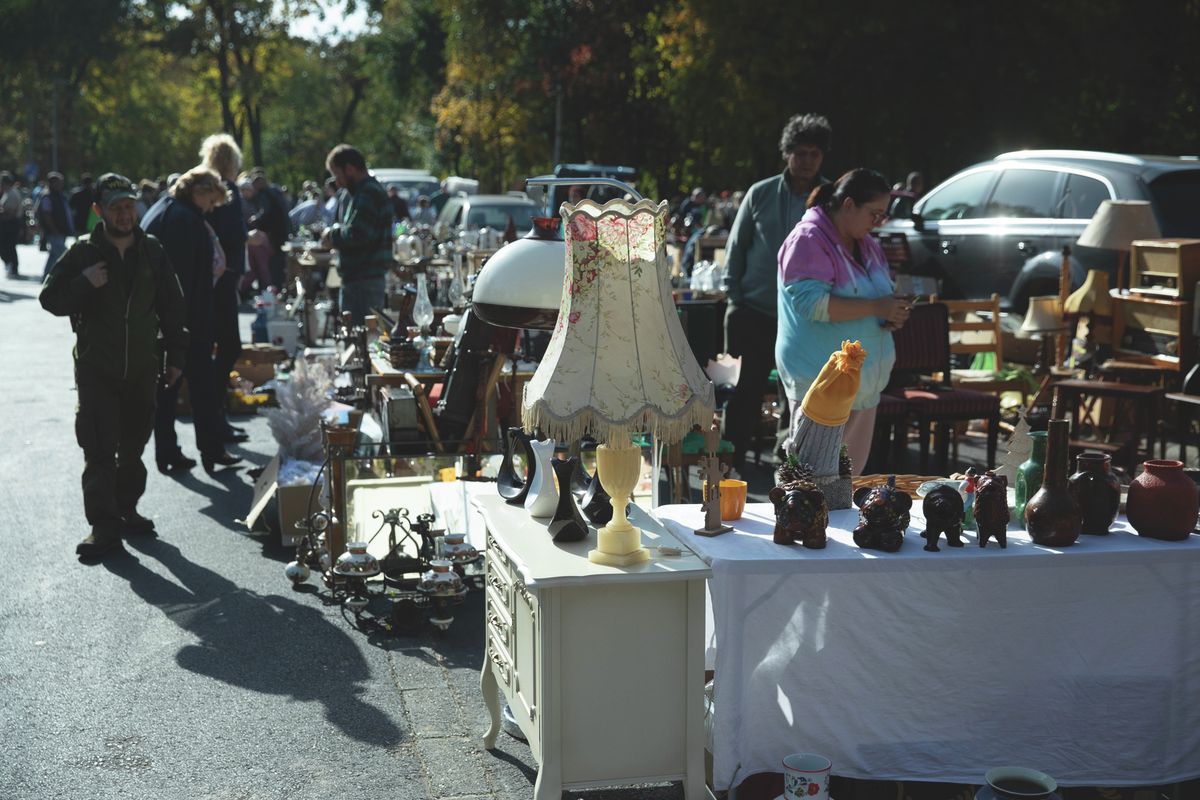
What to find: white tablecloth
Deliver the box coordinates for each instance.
[654,502,1200,789]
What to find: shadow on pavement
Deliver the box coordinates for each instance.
[104,537,405,749]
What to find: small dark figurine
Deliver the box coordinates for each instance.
[921,484,965,552]
[852,475,912,553]
[768,481,829,548]
[974,470,1010,549]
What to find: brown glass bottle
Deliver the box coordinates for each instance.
[1025,418,1082,546]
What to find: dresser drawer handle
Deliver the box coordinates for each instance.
[489,650,511,684]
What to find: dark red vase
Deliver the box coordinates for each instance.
[1024,418,1081,546]
[1067,452,1121,535]
[1126,459,1199,541]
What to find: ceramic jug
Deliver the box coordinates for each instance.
[1024,419,1081,547]
[1067,452,1121,535]
[1126,459,1199,540]
[1014,430,1047,521]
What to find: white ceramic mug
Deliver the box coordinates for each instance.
[783,753,832,800]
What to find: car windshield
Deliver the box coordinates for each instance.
[467,204,535,231]
[1149,171,1200,237]
[386,180,439,202]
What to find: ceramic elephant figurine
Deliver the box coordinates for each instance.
[852,475,912,553]
[768,482,829,549]
[921,484,965,552]
[975,470,1010,549]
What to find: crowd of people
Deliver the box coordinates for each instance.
[27,133,394,559]
[11,116,916,559]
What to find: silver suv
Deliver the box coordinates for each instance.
[434,193,537,242]
[878,150,1200,312]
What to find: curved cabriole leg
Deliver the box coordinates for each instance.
[481,659,500,749]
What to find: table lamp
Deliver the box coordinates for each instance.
[1076,200,1161,292]
[1019,295,1067,375]
[522,197,715,566]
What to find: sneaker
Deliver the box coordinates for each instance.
[76,530,124,559]
[120,511,157,537]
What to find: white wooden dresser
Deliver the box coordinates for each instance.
[475,494,711,800]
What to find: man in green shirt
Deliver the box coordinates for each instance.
[321,144,394,324]
[723,114,832,474]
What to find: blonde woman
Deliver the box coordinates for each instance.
[142,167,243,476]
[199,134,250,445]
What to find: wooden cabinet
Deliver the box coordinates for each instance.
[476,495,711,800]
[1110,290,1195,373]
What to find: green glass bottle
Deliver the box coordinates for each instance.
[1014,430,1048,522]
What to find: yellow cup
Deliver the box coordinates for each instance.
[704,478,747,521]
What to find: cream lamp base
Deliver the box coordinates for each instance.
[588,442,651,566]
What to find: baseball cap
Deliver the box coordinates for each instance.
[96,173,138,208]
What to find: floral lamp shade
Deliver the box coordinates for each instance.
[521,198,715,446]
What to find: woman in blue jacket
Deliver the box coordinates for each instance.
[776,169,910,474]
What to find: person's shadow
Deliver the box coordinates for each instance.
[104,537,403,748]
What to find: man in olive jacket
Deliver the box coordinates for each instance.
[40,174,189,560]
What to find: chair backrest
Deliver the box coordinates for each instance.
[931,293,1004,369]
[890,301,952,380]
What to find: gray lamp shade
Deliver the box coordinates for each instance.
[471,217,565,330]
[1076,200,1162,252]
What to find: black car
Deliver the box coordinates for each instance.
[877,150,1200,312]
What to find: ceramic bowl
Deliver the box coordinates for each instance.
[984,766,1057,799]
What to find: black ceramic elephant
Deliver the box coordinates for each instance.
[921,484,965,552]
[852,475,912,553]
[975,471,1010,549]
[768,482,829,549]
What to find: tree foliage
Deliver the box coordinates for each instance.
[2,1,1198,203]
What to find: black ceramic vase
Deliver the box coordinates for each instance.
[547,458,589,542]
[497,427,535,505]
[569,456,591,501]
[581,465,616,525]
[1067,452,1121,535]
[1025,418,1082,546]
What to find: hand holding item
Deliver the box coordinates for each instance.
[162,366,182,388]
[877,293,912,330]
[319,227,333,249]
[82,261,108,288]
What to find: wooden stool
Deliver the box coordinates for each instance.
[1165,392,1200,466]
[1052,379,1163,470]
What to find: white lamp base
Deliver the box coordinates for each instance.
[587,442,650,566]
[588,522,651,566]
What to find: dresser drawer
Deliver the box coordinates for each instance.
[486,626,513,690]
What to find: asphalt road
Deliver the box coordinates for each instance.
[0,242,687,800]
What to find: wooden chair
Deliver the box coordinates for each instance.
[404,351,509,455]
[930,293,1029,403]
[884,302,1001,473]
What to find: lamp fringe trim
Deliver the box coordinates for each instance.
[522,393,714,447]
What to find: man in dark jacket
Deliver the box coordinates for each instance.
[320,143,394,324]
[40,173,188,560]
[68,174,96,236]
[37,172,74,277]
[246,170,290,288]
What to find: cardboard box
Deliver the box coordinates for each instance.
[243,454,320,546]
[233,344,290,389]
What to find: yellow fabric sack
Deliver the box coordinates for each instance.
[799,340,867,427]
